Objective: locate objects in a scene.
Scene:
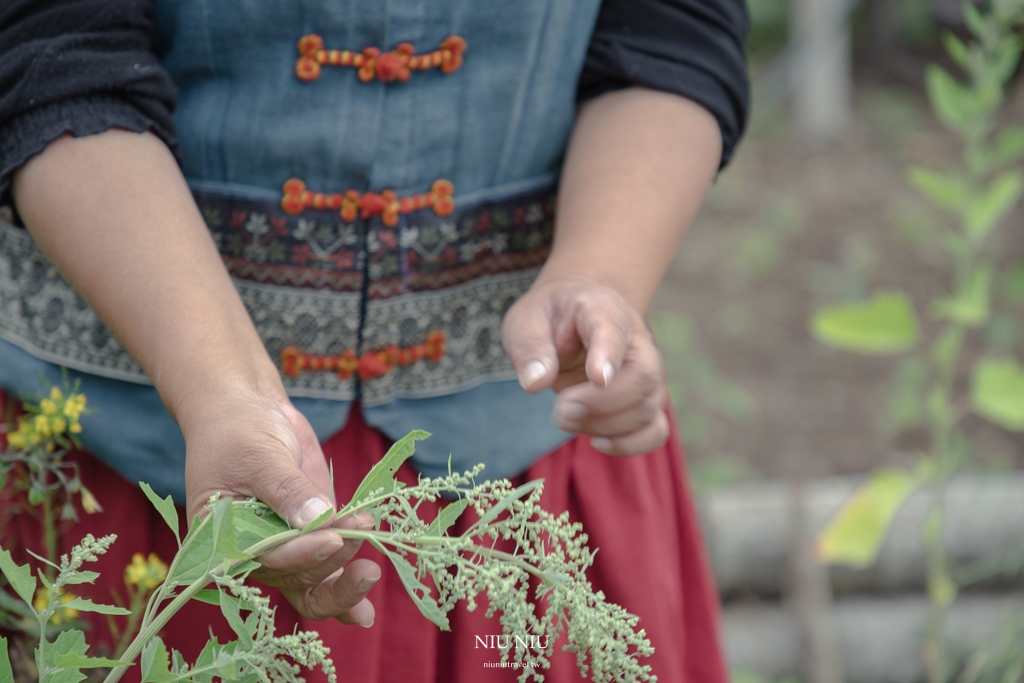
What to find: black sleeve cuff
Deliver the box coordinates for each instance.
[578,0,751,169]
[0,94,179,200]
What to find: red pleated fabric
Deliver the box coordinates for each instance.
[0,395,728,683]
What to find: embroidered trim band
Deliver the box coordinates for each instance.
[281,178,455,227]
[280,331,445,380]
[295,34,466,83]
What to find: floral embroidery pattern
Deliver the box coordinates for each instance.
[281,178,455,227]
[294,34,466,83]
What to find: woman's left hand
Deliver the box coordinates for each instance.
[502,274,669,456]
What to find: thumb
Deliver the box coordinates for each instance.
[256,466,335,530]
[502,295,559,392]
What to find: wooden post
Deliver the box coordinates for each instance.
[791,0,853,141]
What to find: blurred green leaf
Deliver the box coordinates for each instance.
[811,291,919,354]
[817,469,922,568]
[994,127,1024,166]
[966,171,1023,241]
[1003,261,1024,306]
[942,31,971,68]
[971,357,1024,431]
[931,265,992,327]
[0,638,13,683]
[908,166,968,211]
[926,65,973,131]
[880,356,930,437]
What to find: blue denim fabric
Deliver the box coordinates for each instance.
[153,0,602,194]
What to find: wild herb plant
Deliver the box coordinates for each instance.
[0,431,655,683]
[810,2,1024,681]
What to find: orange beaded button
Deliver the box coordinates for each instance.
[282,179,455,227]
[280,331,446,381]
[295,34,466,83]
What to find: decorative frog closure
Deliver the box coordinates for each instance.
[294,34,466,83]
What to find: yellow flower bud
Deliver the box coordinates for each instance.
[40,399,57,415]
[81,487,102,514]
[50,386,63,401]
[50,416,67,435]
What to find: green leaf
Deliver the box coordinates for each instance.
[1005,261,1024,305]
[425,498,469,537]
[908,166,968,211]
[62,597,131,616]
[140,637,174,683]
[347,430,431,510]
[42,630,90,683]
[942,31,970,68]
[140,482,180,545]
[995,127,1024,166]
[0,638,13,683]
[971,357,1024,431]
[298,505,334,536]
[218,589,252,649]
[811,291,919,354]
[193,589,222,606]
[926,65,972,131]
[0,548,37,609]
[470,480,543,532]
[930,265,992,326]
[368,539,448,630]
[52,653,132,669]
[60,571,100,586]
[965,171,1023,241]
[231,503,290,552]
[817,469,922,568]
[879,356,930,437]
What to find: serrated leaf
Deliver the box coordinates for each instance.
[217,589,252,649]
[368,539,448,630]
[52,653,132,669]
[140,482,180,545]
[62,597,131,616]
[0,638,14,683]
[966,171,1022,241]
[347,430,431,510]
[817,469,922,568]
[0,548,37,609]
[926,65,972,131]
[42,630,90,683]
[908,166,968,211]
[425,498,469,537]
[60,571,100,586]
[811,291,919,354]
[170,500,254,586]
[931,265,992,326]
[971,357,1024,431]
[141,637,174,683]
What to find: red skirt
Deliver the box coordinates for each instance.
[1,398,727,683]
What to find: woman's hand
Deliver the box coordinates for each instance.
[503,275,669,456]
[181,391,380,626]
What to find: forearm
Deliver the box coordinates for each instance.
[11,130,287,429]
[541,87,722,313]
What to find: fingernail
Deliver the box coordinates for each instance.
[554,401,587,426]
[601,361,615,387]
[358,574,380,592]
[591,437,613,453]
[314,538,345,561]
[362,618,374,629]
[518,360,547,390]
[297,497,332,526]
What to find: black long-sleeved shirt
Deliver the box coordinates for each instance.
[0,0,749,201]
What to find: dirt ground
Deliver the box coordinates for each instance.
[651,80,1024,487]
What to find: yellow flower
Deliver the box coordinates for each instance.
[49,386,63,402]
[124,553,168,590]
[33,587,79,625]
[40,399,58,415]
[81,486,102,514]
[69,422,83,434]
[50,416,67,435]
[63,394,87,420]
[33,414,51,438]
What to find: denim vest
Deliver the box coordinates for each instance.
[0,0,602,500]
